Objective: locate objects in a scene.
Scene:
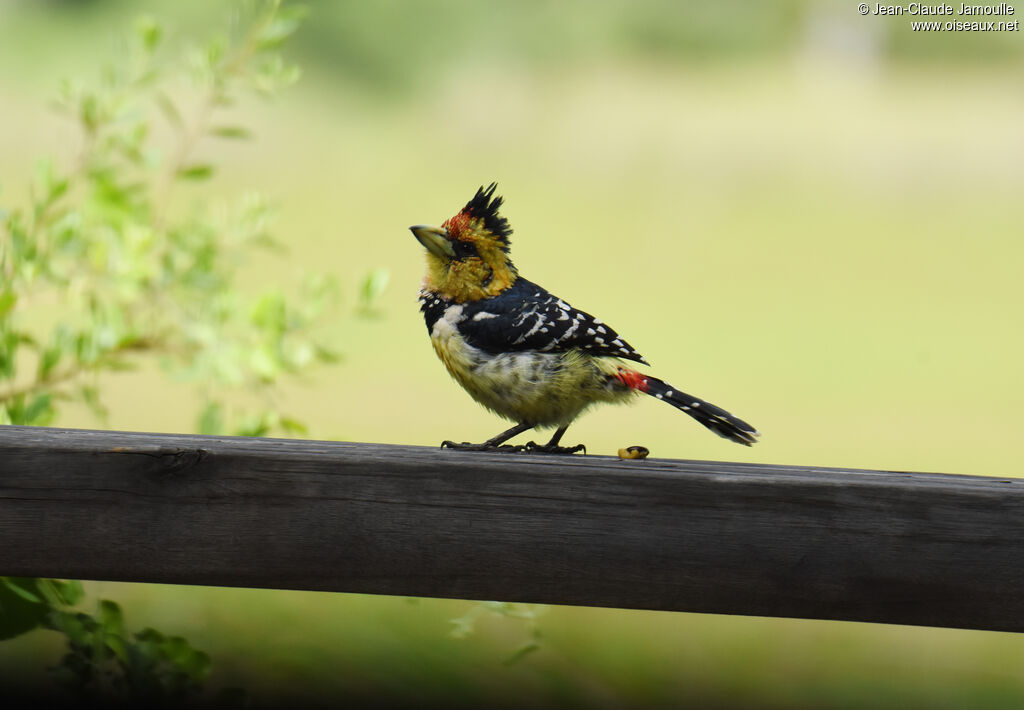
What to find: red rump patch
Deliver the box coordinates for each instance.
[615,368,649,392]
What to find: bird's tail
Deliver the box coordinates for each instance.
[614,368,760,446]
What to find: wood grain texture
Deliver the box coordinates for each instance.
[2,425,1023,631]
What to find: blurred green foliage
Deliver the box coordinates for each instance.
[450,601,547,666]
[0,577,230,707]
[2,0,1021,100]
[0,0,346,435]
[0,2,384,705]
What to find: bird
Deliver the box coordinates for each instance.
[410,183,759,454]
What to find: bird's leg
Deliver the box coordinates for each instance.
[524,424,586,455]
[441,422,535,452]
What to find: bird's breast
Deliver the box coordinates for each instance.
[429,304,476,377]
[426,302,632,425]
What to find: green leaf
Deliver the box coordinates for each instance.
[209,125,252,140]
[502,640,541,666]
[38,345,62,379]
[103,359,138,372]
[160,636,211,683]
[133,68,160,89]
[36,580,63,608]
[284,340,313,369]
[136,15,163,52]
[176,164,215,181]
[186,649,212,681]
[255,6,309,51]
[105,633,128,664]
[250,292,287,333]
[74,330,100,365]
[278,416,308,435]
[23,393,55,426]
[135,627,165,644]
[99,599,124,637]
[251,56,301,94]
[233,412,274,438]
[33,160,69,208]
[155,91,184,131]
[79,385,108,421]
[161,634,191,661]
[0,330,22,379]
[0,578,49,640]
[2,577,43,604]
[48,610,94,646]
[79,93,101,133]
[39,579,85,607]
[206,35,226,66]
[314,343,343,364]
[249,347,280,381]
[449,615,476,639]
[197,401,224,436]
[61,580,85,606]
[361,268,390,302]
[360,267,390,307]
[0,290,16,320]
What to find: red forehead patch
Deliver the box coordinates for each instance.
[443,212,471,240]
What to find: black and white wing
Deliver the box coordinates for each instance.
[458,278,649,365]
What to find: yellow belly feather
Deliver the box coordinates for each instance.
[430,313,634,427]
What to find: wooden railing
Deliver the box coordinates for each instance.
[2,425,1022,632]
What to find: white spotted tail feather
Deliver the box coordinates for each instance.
[617,369,760,446]
[648,377,760,446]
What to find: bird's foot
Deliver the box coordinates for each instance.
[441,440,528,453]
[523,441,586,455]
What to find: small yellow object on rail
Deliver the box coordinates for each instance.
[617,445,649,460]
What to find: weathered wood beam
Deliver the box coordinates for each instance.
[1,426,1023,632]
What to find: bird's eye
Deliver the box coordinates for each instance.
[451,240,478,260]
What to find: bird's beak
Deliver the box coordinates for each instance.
[410,225,456,259]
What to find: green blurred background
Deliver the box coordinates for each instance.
[2,0,1023,707]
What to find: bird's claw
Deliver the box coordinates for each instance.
[523,441,586,455]
[440,440,528,453]
[440,440,585,454]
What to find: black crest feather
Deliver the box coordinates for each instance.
[463,183,512,246]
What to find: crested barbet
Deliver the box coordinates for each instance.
[410,184,759,454]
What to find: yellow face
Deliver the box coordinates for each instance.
[415,212,518,303]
